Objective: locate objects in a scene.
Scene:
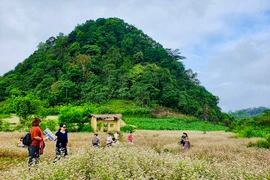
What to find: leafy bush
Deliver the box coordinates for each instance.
[0,100,14,114]
[120,125,135,133]
[1,121,12,132]
[247,141,256,147]
[45,106,62,115]
[97,106,114,114]
[80,124,93,132]
[58,106,92,132]
[239,127,254,138]
[40,119,58,132]
[0,118,3,131]
[256,140,269,148]
[265,134,270,143]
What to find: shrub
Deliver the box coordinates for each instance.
[240,127,254,138]
[80,124,93,132]
[40,119,58,132]
[265,134,270,143]
[120,125,135,133]
[97,106,114,114]
[0,118,3,131]
[247,141,256,147]
[1,121,12,132]
[256,140,270,148]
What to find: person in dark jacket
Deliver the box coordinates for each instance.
[53,124,68,163]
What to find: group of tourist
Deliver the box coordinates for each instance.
[92,131,133,148]
[22,117,189,169]
[24,118,68,168]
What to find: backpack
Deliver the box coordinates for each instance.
[22,133,33,146]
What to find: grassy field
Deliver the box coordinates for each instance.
[0,130,269,179]
[123,117,227,131]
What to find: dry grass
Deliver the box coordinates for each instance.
[0,130,269,179]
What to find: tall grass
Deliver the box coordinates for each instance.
[1,131,269,179]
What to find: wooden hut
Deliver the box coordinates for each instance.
[89,114,122,132]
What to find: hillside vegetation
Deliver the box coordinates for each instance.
[0,17,230,123]
[228,106,269,119]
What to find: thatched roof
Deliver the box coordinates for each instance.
[89,114,122,119]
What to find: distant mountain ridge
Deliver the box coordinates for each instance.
[0,17,229,122]
[228,106,269,119]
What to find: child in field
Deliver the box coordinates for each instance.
[128,131,133,144]
[17,137,24,148]
[92,133,100,148]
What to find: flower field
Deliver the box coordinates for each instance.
[0,131,269,179]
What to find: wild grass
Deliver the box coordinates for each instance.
[0,131,269,179]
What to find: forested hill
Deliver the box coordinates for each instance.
[0,17,229,122]
[228,107,269,119]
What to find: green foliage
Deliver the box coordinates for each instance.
[238,127,254,138]
[101,100,152,117]
[0,100,14,114]
[265,134,270,143]
[123,117,227,131]
[80,124,93,132]
[256,140,270,148]
[40,119,58,132]
[0,17,226,122]
[120,125,135,133]
[0,118,2,131]
[228,106,269,119]
[1,121,11,132]
[229,109,270,138]
[12,94,44,125]
[58,105,95,132]
[248,139,270,149]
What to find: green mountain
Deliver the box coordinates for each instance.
[0,17,229,122]
[228,106,269,119]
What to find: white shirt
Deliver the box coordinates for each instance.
[106,136,112,144]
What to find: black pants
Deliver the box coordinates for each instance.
[53,146,67,163]
[28,145,40,167]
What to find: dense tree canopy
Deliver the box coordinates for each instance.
[0,17,227,122]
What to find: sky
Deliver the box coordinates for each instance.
[0,0,270,112]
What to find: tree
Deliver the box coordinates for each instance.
[13,94,43,125]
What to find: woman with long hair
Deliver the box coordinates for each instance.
[53,124,68,162]
[183,132,190,151]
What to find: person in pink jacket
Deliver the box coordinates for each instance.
[128,131,133,144]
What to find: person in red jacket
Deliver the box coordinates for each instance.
[28,118,45,168]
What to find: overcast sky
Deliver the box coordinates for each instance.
[0,0,270,112]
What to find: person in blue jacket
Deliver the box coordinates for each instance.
[53,124,68,163]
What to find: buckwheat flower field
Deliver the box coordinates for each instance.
[0,131,269,179]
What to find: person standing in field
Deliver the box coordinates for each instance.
[106,133,113,147]
[92,133,100,148]
[28,118,45,167]
[53,124,68,163]
[114,131,119,142]
[183,132,190,151]
[128,131,133,144]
